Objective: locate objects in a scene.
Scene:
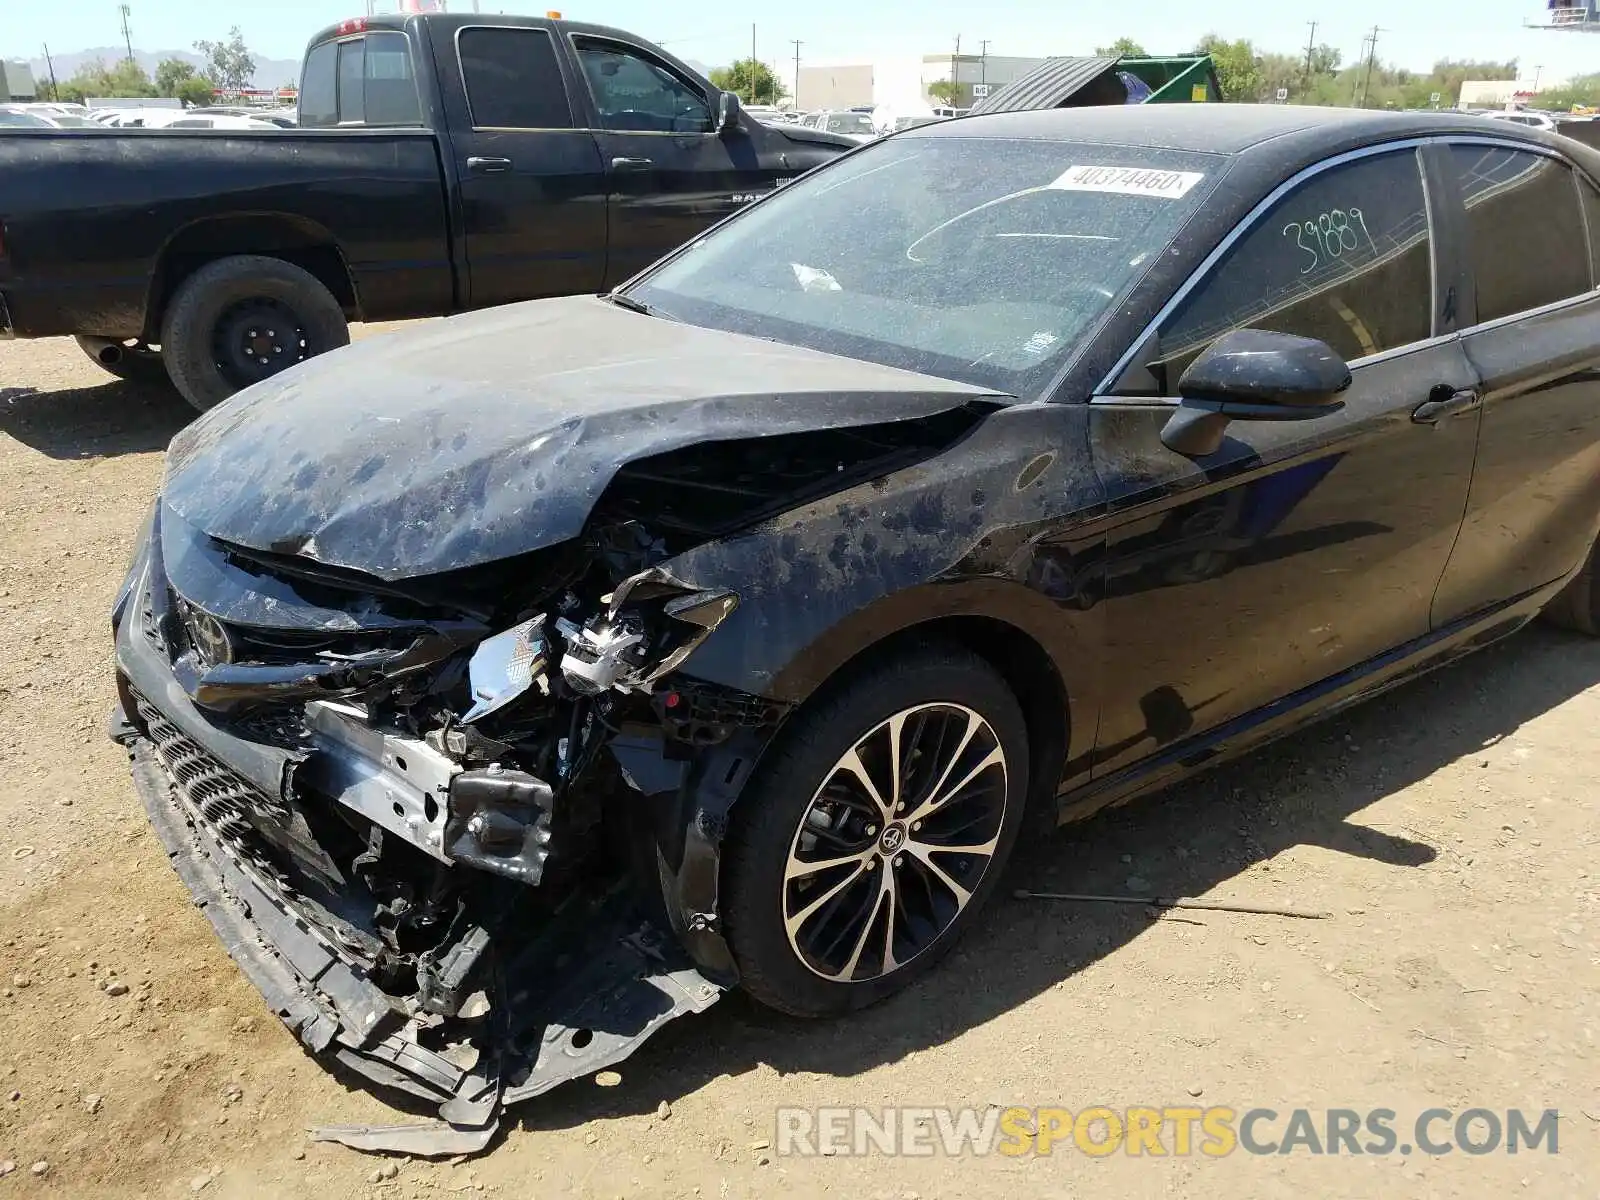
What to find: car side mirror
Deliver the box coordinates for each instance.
[1160,328,1351,457]
[718,90,741,133]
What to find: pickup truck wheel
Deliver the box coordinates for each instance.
[74,336,169,385]
[160,255,349,412]
[721,645,1029,1018]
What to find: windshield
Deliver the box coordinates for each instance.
[0,110,52,127]
[824,112,875,134]
[631,136,1224,396]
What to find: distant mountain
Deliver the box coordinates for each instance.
[28,47,302,91]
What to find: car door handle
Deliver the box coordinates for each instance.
[1412,387,1481,425]
[466,156,512,174]
[611,156,654,171]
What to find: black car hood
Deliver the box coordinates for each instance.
[162,296,1001,581]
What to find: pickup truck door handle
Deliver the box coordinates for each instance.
[1412,386,1481,425]
[466,156,513,174]
[610,156,654,171]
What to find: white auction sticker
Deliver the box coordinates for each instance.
[1048,165,1205,198]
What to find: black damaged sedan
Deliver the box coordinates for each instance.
[112,105,1600,1145]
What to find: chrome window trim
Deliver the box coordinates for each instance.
[1459,285,1600,337]
[1092,133,1596,400]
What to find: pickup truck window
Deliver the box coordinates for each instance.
[573,39,712,134]
[459,26,574,129]
[302,32,420,128]
[299,41,337,127]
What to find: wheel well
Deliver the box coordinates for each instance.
[805,615,1069,819]
[145,217,358,340]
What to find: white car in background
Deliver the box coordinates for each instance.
[0,105,97,128]
[799,109,877,143]
[1483,110,1560,131]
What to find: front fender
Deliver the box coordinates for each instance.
[660,400,1107,716]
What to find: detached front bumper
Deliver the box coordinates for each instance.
[111,536,725,1153]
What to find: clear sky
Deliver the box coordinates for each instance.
[9,0,1598,86]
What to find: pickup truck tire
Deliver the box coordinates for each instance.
[160,255,350,412]
[74,336,170,385]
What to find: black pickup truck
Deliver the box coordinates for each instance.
[0,14,853,409]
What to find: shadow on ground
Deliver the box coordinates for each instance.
[0,380,194,459]
[493,622,1600,1133]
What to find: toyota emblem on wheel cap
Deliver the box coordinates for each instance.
[878,823,906,854]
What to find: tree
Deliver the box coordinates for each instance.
[1095,37,1147,58]
[194,27,256,92]
[154,57,195,95]
[175,75,216,107]
[927,78,962,105]
[1196,34,1261,102]
[1308,45,1342,77]
[708,58,785,106]
[1536,72,1600,111]
[57,57,156,102]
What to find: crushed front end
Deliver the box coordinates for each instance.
[109,502,781,1153]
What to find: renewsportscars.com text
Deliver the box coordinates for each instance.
[775,1106,1561,1158]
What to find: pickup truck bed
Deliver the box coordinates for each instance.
[0,14,853,410]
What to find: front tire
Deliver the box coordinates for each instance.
[159,255,349,413]
[723,644,1029,1018]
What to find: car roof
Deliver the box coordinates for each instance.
[909,103,1553,156]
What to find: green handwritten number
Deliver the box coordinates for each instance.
[1317,212,1342,259]
[1349,207,1378,256]
[1284,221,1319,274]
[1331,209,1359,252]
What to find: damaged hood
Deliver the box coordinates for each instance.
[163,296,1000,580]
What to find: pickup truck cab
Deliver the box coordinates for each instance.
[0,14,852,409]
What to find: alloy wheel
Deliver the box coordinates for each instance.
[783,703,1009,982]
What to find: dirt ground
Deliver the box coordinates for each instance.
[0,330,1596,1199]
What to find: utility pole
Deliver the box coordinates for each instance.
[1300,21,1317,96]
[1533,63,1544,90]
[119,4,135,66]
[791,39,802,111]
[1358,25,1382,108]
[750,23,757,104]
[42,43,60,101]
[979,38,991,89]
[951,34,961,106]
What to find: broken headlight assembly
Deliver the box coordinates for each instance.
[460,568,738,714]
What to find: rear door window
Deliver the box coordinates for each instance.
[1155,149,1433,380]
[458,26,574,128]
[1452,145,1592,322]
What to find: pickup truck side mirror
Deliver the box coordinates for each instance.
[1161,328,1351,457]
[717,91,742,133]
